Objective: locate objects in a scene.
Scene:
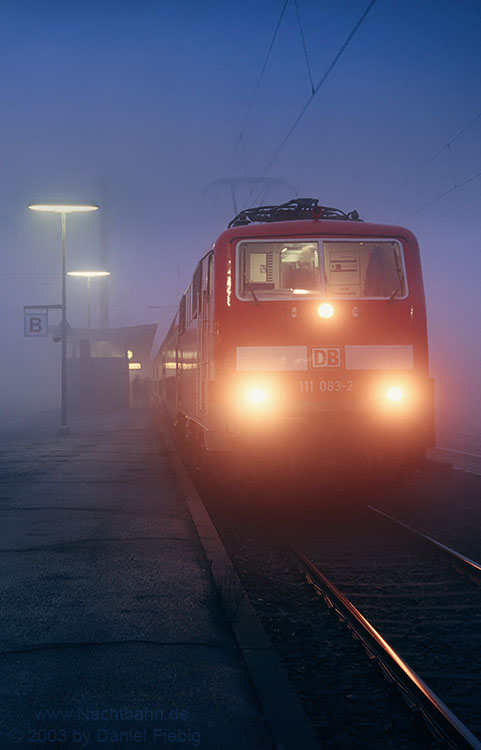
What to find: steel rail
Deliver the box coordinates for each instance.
[368,506,481,585]
[289,544,481,750]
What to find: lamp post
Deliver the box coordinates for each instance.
[67,270,110,415]
[28,203,99,434]
[67,270,110,342]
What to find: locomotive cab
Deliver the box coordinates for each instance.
[154,199,434,485]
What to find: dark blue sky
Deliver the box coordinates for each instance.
[1,0,480,445]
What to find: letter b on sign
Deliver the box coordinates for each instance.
[24,311,48,337]
[311,347,342,369]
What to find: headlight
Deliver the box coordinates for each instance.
[386,386,403,402]
[246,387,268,406]
[229,380,284,418]
[318,302,334,319]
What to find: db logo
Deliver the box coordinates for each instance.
[310,347,342,369]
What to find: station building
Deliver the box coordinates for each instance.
[67,323,157,413]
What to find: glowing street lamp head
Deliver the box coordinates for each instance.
[67,270,111,278]
[28,202,99,214]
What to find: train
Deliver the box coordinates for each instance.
[153,198,434,486]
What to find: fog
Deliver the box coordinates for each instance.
[1,0,480,449]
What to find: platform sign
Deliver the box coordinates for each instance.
[24,310,48,337]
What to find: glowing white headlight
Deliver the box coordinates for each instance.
[318,303,334,319]
[246,387,268,406]
[386,386,403,402]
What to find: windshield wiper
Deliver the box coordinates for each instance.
[388,285,402,302]
[246,282,260,306]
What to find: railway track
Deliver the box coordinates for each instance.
[368,506,481,585]
[288,508,481,748]
[180,437,481,747]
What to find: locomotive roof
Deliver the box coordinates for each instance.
[216,199,416,247]
[215,218,417,246]
[228,199,360,226]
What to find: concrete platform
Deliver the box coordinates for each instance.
[0,410,274,749]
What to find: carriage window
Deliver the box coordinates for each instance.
[324,241,405,299]
[185,286,192,325]
[238,241,319,299]
[179,294,186,333]
[192,264,201,319]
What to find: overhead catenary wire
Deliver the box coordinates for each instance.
[211,0,318,223]
[195,0,290,249]
[248,0,377,208]
[402,110,481,188]
[224,0,290,181]
[294,0,315,95]
[447,143,457,188]
[368,109,481,213]
[395,167,481,223]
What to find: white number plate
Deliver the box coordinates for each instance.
[299,380,354,393]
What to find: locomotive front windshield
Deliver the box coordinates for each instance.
[239,242,320,298]
[237,240,406,300]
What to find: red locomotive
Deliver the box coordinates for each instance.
[153,199,434,483]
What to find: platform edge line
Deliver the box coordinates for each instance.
[161,430,321,750]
